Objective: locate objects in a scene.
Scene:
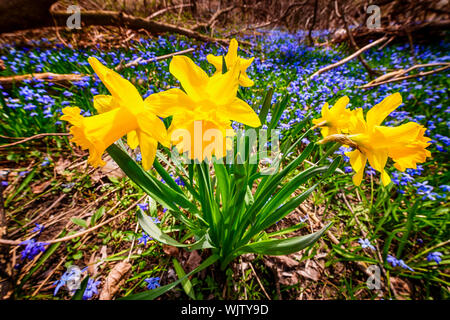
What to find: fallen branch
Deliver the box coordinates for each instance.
[50,10,239,47]
[334,0,379,77]
[0,73,88,89]
[0,133,70,149]
[359,63,450,88]
[310,36,388,79]
[115,47,195,71]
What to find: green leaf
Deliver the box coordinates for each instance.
[236,222,332,256]
[72,277,89,300]
[172,258,196,299]
[121,254,219,300]
[107,143,198,229]
[138,210,213,249]
[259,87,274,124]
[71,218,88,229]
[90,206,105,226]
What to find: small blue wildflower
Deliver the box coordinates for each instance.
[32,223,44,235]
[136,153,142,162]
[137,203,149,211]
[397,259,414,272]
[83,278,101,300]
[144,277,160,290]
[152,217,161,224]
[427,251,443,264]
[137,232,152,246]
[19,239,48,261]
[1,181,8,187]
[344,166,353,173]
[387,254,399,267]
[41,157,50,166]
[358,238,375,251]
[174,176,185,187]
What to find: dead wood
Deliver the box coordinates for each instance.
[310,36,388,79]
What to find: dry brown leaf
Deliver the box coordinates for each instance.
[270,256,300,268]
[390,277,412,299]
[55,158,72,176]
[99,261,132,300]
[279,271,299,286]
[163,244,179,257]
[185,250,202,273]
[297,260,324,281]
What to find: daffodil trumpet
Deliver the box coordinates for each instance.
[62,57,169,170]
[145,55,261,161]
[312,93,431,186]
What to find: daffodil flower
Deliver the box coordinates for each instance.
[320,93,431,186]
[61,57,169,170]
[312,96,355,137]
[206,38,255,87]
[145,55,261,160]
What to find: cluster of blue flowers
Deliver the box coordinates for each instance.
[386,254,415,272]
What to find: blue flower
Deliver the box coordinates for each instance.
[358,238,375,251]
[1,181,8,187]
[41,157,50,166]
[387,254,399,267]
[427,251,443,264]
[397,259,415,272]
[83,278,101,300]
[144,277,160,290]
[137,203,149,211]
[387,254,414,271]
[19,239,48,261]
[32,223,44,235]
[137,232,152,245]
[174,176,185,187]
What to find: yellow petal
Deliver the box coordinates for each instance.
[347,149,367,186]
[61,106,137,167]
[347,149,365,172]
[381,170,391,186]
[366,93,402,129]
[127,130,139,149]
[206,54,223,74]
[331,96,350,114]
[88,57,142,107]
[239,73,254,87]
[137,112,169,147]
[219,98,261,128]
[144,88,195,118]
[169,55,209,101]
[366,149,388,174]
[93,95,119,114]
[225,39,239,67]
[206,61,240,105]
[136,130,158,170]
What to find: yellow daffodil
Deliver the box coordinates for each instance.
[311,96,356,137]
[61,57,169,170]
[319,93,431,186]
[206,38,255,87]
[145,55,261,160]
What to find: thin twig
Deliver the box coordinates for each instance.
[0,133,70,149]
[248,262,271,300]
[115,47,195,71]
[310,36,388,79]
[0,195,146,246]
